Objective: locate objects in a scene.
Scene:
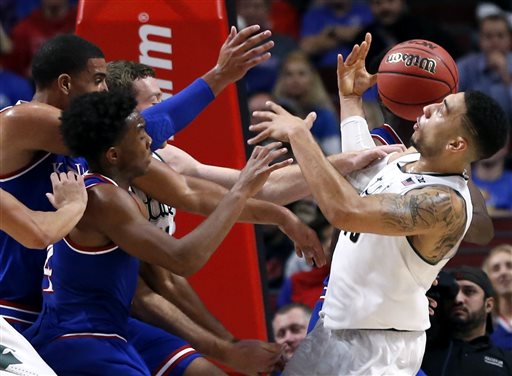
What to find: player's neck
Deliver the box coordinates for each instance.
[32,90,66,110]
[499,294,512,319]
[89,163,131,190]
[407,157,467,176]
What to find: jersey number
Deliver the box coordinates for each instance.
[343,231,360,243]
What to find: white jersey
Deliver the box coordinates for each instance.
[132,151,176,235]
[322,153,473,331]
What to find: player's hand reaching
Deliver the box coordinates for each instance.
[205,25,274,96]
[337,32,377,98]
[224,339,284,376]
[46,171,88,212]
[279,213,326,267]
[234,142,293,199]
[248,101,317,145]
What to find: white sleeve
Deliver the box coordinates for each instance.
[340,116,388,193]
[340,115,375,152]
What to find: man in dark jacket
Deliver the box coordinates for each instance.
[422,266,512,376]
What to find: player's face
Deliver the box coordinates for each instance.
[281,60,313,98]
[116,112,152,178]
[69,58,108,98]
[272,308,309,361]
[411,93,467,158]
[447,280,490,328]
[132,76,163,112]
[480,18,511,56]
[486,251,512,296]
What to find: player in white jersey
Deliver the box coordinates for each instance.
[247,33,509,375]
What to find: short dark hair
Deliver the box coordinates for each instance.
[106,60,155,93]
[32,34,104,88]
[60,91,137,163]
[274,303,312,317]
[463,91,509,160]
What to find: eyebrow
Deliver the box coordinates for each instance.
[443,99,450,114]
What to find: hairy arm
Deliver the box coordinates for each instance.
[139,262,233,341]
[0,172,87,249]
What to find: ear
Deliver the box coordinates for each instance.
[485,296,494,313]
[106,147,119,165]
[57,74,72,95]
[446,136,468,153]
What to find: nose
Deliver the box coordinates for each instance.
[145,131,152,149]
[423,104,434,118]
[100,80,108,92]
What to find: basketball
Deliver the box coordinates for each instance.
[377,39,458,121]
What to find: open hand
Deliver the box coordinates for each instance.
[235,142,293,199]
[46,172,87,211]
[248,101,316,145]
[207,25,273,95]
[337,33,377,98]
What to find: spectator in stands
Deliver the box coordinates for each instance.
[457,10,512,125]
[273,50,341,154]
[2,0,77,78]
[299,0,373,69]
[359,0,460,75]
[472,137,512,217]
[272,303,311,363]
[483,244,512,351]
[237,0,297,94]
[422,266,512,376]
[0,23,34,107]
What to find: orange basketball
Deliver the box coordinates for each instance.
[377,39,458,121]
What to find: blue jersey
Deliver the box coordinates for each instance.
[38,173,139,337]
[25,173,147,375]
[0,149,87,329]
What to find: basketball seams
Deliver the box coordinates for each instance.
[383,45,458,90]
[378,70,453,88]
[378,89,450,106]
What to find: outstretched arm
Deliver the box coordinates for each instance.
[161,144,403,205]
[141,25,273,148]
[140,262,233,341]
[134,152,326,266]
[132,277,283,376]
[0,172,87,249]
[249,102,466,263]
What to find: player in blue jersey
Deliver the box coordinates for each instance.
[0,172,85,376]
[25,90,293,375]
[0,29,332,375]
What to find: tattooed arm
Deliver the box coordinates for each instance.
[250,109,467,263]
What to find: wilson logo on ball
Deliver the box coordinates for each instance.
[386,53,437,74]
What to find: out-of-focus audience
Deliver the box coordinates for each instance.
[273,50,341,154]
[483,244,512,351]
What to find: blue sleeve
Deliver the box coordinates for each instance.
[141,78,215,151]
[310,108,340,138]
[277,278,293,309]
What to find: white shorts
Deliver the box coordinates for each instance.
[0,317,56,375]
[283,319,426,376]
